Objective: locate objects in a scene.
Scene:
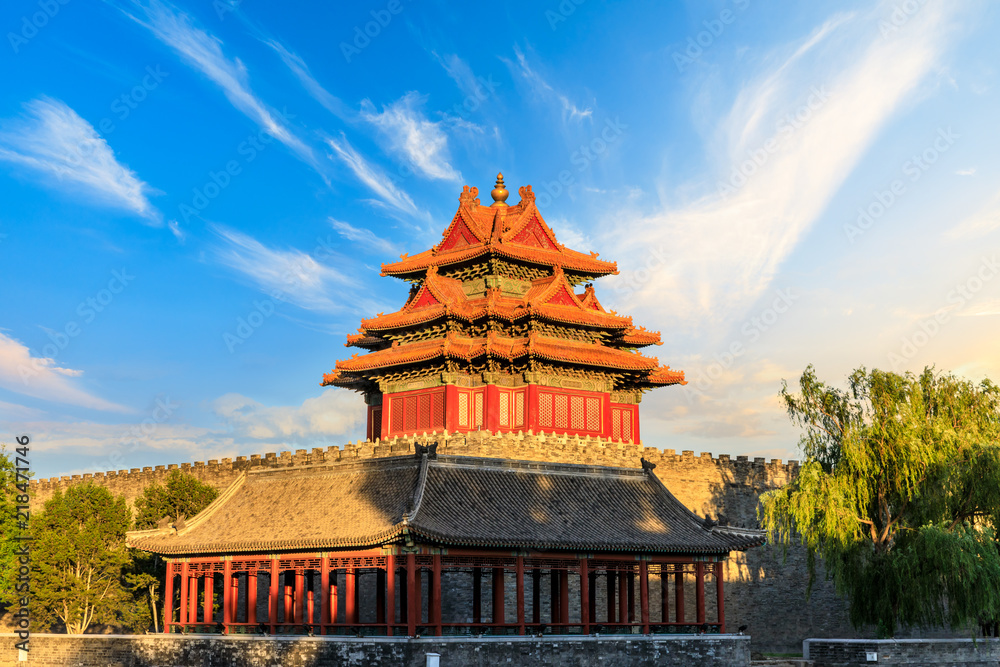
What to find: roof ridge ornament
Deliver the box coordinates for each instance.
[490,172,509,207]
[640,457,656,473]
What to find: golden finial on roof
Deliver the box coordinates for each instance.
[490,172,509,207]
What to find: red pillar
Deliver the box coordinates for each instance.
[661,567,669,624]
[606,570,616,624]
[696,562,706,625]
[406,554,417,636]
[549,569,560,631]
[293,570,304,625]
[307,586,315,627]
[618,572,628,627]
[531,569,541,625]
[485,384,500,432]
[715,561,725,633]
[516,557,525,636]
[472,567,482,624]
[202,573,213,624]
[675,566,685,623]
[164,562,175,632]
[377,567,387,624]
[560,569,569,627]
[284,584,293,624]
[230,575,239,626]
[320,558,330,632]
[381,394,392,438]
[330,570,339,627]
[444,384,460,432]
[627,572,635,623]
[492,566,505,627]
[178,562,188,627]
[525,384,540,432]
[600,391,612,439]
[639,561,650,634]
[432,554,442,636]
[580,559,590,634]
[269,559,278,633]
[188,574,198,627]
[345,565,356,625]
[386,555,396,636]
[222,560,232,634]
[588,570,597,628]
[248,572,257,625]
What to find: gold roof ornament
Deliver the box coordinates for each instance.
[490,172,509,207]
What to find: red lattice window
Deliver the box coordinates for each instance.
[514,391,525,427]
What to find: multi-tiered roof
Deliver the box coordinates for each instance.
[323,175,684,399]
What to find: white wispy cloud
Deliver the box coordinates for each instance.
[212,388,364,442]
[510,45,592,123]
[116,0,316,168]
[263,39,352,121]
[360,92,463,182]
[326,133,421,217]
[211,225,358,313]
[955,167,976,176]
[329,218,398,256]
[947,191,1000,239]
[0,97,158,220]
[612,2,962,337]
[0,332,130,412]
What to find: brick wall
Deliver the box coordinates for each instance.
[0,633,750,667]
[804,638,1000,665]
[26,431,854,652]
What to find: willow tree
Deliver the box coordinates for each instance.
[760,365,1000,637]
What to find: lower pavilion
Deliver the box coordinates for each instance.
[127,175,765,636]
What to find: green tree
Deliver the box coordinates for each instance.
[31,483,138,633]
[129,471,219,631]
[760,365,1000,637]
[133,470,218,530]
[0,447,18,608]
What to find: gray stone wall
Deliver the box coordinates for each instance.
[0,633,750,667]
[804,638,1000,665]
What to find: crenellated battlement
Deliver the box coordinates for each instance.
[27,431,800,516]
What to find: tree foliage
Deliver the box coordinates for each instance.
[132,470,218,530]
[31,483,139,633]
[760,365,1000,637]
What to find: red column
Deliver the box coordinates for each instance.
[580,559,589,634]
[164,562,175,632]
[675,566,685,623]
[269,559,278,633]
[715,561,725,633]
[472,567,482,624]
[531,569,540,625]
[661,567,669,624]
[560,569,569,627]
[639,561,650,634]
[381,393,392,437]
[696,562,706,625]
[222,560,232,634]
[330,570,339,627]
[444,384,459,432]
[406,554,417,636]
[202,573,213,624]
[618,572,628,627]
[230,575,239,626]
[320,557,330,632]
[516,557,525,635]
[284,584,293,624]
[307,587,315,628]
[627,572,635,623]
[432,554,442,636]
[248,572,257,625]
[386,555,396,636]
[188,574,198,626]
[345,566,356,625]
[606,570,616,624]
[600,391,612,439]
[485,384,500,432]
[526,384,540,432]
[492,566,505,627]
[377,567,387,624]
[549,569,560,631]
[588,570,597,628]
[294,570,304,625]
[178,562,188,627]
[632,405,641,444]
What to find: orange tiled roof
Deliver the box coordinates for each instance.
[325,331,684,386]
[381,185,617,278]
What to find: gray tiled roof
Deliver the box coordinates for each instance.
[128,454,764,555]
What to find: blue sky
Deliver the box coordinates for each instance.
[1,0,998,478]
